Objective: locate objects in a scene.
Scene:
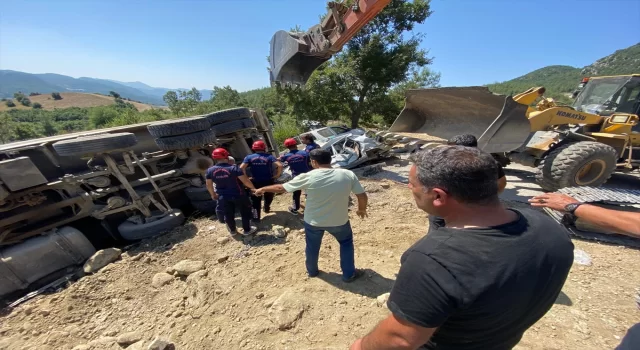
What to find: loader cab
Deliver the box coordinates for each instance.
[573,75,640,117]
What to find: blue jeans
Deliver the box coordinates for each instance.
[304,221,355,280]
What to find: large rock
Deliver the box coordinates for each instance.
[376,292,390,307]
[268,291,306,330]
[152,273,174,288]
[116,331,143,346]
[147,337,174,350]
[83,248,122,273]
[272,225,286,238]
[167,260,205,276]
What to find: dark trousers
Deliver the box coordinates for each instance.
[303,221,355,280]
[251,179,275,220]
[292,190,302,211]
[218,195,252,232]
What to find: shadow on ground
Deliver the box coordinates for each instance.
[555,290,573,306]
[318,268,395,298]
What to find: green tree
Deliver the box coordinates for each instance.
[109,91,121,99]
[282,0,438,128]
[33,102,43,109]
[14,123,40,140]
[5,100,16,108]
[0,113,15,143]
[21,98,32,107]
[14,92,26,103]
[163,88,203,116]
[163,90,180,114]
[209,86,247,110]
[51,92,63,100]
[89,106,119,128]
[41,115,58,136]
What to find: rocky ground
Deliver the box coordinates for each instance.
[0,158,639,350]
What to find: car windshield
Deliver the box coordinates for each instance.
[573,76,631,114]
[316,128,336,138]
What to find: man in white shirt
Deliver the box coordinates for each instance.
[255,149,368,282]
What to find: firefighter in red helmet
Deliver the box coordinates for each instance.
[239,140,283,223]
[206,148,257,236]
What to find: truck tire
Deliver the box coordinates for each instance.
[154,129,217,151]
[118,209,185,241]
[184,186,211,201]
[191,199,217,213]
[211,118,256,136]
[53,133,138,156]
[147,116,210,138]
[204,108,251,125]
[535,141,618,191]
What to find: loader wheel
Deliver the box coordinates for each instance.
[53,132,138,157]
[147,116,210,138]
[204,108,251,125]
[535,141,617,191]
[154,129,217,151]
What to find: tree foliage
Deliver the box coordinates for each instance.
[5,100,16,107]
[51,92,63,100]
[109,91,121,99]
[33,102,42,109]
[280,0,438,128]
[163,87,203,116]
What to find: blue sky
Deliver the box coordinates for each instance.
[1,0,638,91]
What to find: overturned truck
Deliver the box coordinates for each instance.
[0,108,277,298]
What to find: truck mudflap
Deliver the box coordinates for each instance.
[389,87,530,153]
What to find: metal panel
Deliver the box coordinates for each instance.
[0,157,48,191]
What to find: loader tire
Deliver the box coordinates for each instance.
[147,116,210,138]
[535,141,617,191]
[204,108,252,125]
[154,129,217,151]
[210,118,256,136]
[184,186,212,201]
[53,132,138,157]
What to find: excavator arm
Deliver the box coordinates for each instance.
[269,0,391,86]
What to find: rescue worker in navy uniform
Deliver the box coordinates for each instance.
[240,140,283,223]
[301,133,320,153]
[279,138,312,215]
[205,148,257,236]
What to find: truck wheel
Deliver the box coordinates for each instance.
[191,199,217,213]
[211,118,256,136]
[184,186,212,201]
[535,141,618,191]
[204,108,251,125]
[154,129,217,151]
[147,116,210,138]
[53,133,138,156]
[117,209,185,241]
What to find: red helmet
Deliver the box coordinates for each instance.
[284,138,297,147]
[212,148,230,160]
[251,140,266,151]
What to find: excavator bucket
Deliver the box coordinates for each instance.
[269,29,330,86]
[389,87,531,153]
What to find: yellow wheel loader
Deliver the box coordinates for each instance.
[389,74,640,191]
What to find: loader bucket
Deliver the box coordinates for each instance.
[389,87,531,153]
[269,29,329,86]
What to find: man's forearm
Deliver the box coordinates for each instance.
[260,184,287,194]
[575,204,640,237]
[354,321,413,350]
[205,181,216,198]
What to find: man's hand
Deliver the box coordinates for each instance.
[356,209,368,219]
[349,339,363,350]
[529,193,579,211]
[254,188,265,196]
[211,193,219,201]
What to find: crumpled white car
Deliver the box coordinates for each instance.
[321,133,392,169]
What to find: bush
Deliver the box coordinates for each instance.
[21,98,31,107]
[33,102,42,109]
[5,100,16,107]
[14,93,25,103]
[272,118,303,150]
[29,92,41,96]
[51,92,62,100]
[109,91,121,99]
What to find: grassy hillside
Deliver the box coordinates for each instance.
[0,93,157,112]
[487,43,639,103]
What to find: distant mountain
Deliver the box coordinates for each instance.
[0,71,217,105]
[487,43,640,103]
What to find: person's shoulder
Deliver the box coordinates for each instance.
[243,154,255,161]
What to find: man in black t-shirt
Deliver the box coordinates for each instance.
[350,146,574,350]
[447,134,507,194]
